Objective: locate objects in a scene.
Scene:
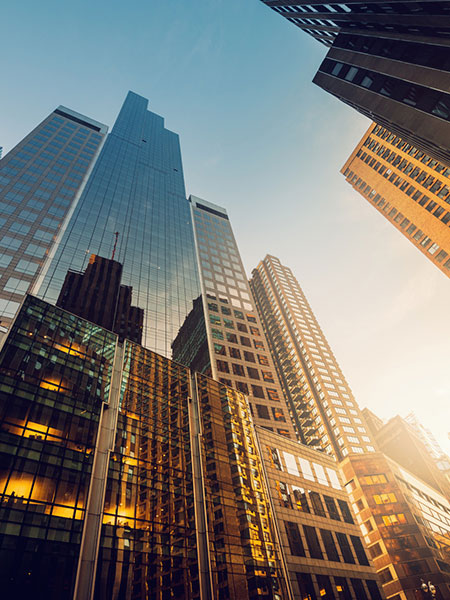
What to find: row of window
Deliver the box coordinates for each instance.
[345,169,450,268]
[284,519,369,566]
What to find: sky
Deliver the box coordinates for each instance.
[1,0,449,454]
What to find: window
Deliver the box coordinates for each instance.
[251,385,264,399]
[350,579,368,600]
[309,491,326,518]
[295,573,317,600]
[292,486,310,512]
[367,542,383,559]
[15,259,39,276]
[378,567,393,584]
[285,521,305,556]
[240,336,251,347]
[350,535,370,566]
[303,525,323,559]
[316,575,334,599]
[360,474,388,486]
[243,350,255,362]
[373,493,397,504]
[320,529,340,562]
[324,496,341,520]
[256,404,269,419]
[235,381,248,395]
[336,532,355,564]
[228,347,240,359]
[216,360,229,373]
[338,499,354,524]
[247,367,260,380]
[382,513,406,526]
[272,407,286,422]
[3,277,30,294]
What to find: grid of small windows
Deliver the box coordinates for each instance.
[193,207,291,435]
[0,110,104,325]
[343,123,450,274]
[252,256,375,456]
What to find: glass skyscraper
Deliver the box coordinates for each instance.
[0,106,107,332]
[38,92,200,356]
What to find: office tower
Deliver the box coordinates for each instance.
[341,452,450,599]
[259,428,384,600]
[38,92,200,356]
[173,197,296,437]
[0,294,384,600]
[250,255,376,459]
[260,1,450,166]
[342,122,450,277]
[0,295,288,600]
[56,254,144,344]
[0,106,107,331]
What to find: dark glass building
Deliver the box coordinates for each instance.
[0,106,107,331]
[260,1,450,166]
[56,254,144,344]
[38,92,200,356]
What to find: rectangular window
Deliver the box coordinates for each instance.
[303,525,323,559]
[336,532,355,564]
[285,521,305,556]
[320,529,340,562]
[324,495,341,520]
[351,535,370,566]
[283,452,299,476]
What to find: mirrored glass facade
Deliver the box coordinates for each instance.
[38,92,200,356]
[0,107,106,330]
[0,295,116,600]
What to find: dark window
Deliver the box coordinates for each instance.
[256,404,270,419]
[336,532,355,564]
[216,360,229,373]
[303,525,323,559]
[378,567,393,584]
[285,521,305,556]
[320,529,340,562]
[272,407,286,422]
[239,336,251,347]
[237,322,248,333]
[334,577,352,600]
[232,363,245,376]
[350,579,368,600]
[309,491,326,517]
[367,542,382,559]
[266,388,280,401]
[251,385,264,399]
[316,574,336,599]
[247,367,260,380]
[244,351,255,362]
[235,381,248,395]
[226,332,238,343]
[338,499,354,523]
[296,573,317,600]
[324,495,341,520]
[351,535,370,566]
[366,580,383,600]
[229,347,241,359]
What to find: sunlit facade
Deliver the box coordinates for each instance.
[341,453,450,599]
[38,92,200,356]
[0,295,292,599]
[250,255,376,459]
[0,105,107,331]
[342,122,450,277]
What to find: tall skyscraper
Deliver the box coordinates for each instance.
[342,122,450,277]
[250,255,376,459]
[0,105,107,331]
[38,92,200,356]
[173,197,296,437]
[260,1,450,166]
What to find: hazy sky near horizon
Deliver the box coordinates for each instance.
[2,0,449,453]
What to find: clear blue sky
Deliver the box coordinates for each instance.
[2,0,450,453]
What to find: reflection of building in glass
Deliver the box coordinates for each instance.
[342,122,450,277]
[38,92,200,356]
[250,255,376,459]
[0,106,107,330]
[57,254,143,344]
[341,452,450,600]
[405,413,450,479]
[260,1,450,166]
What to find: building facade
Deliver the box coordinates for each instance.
[0,105,107,331]
[250,255,376,459]
[259,427,384,600]
[342,122,450,277]
[37,92,200,356]
[260,1,450,166]
[173,197,296,437]
[0,294,385,600]
[341,452,450,600]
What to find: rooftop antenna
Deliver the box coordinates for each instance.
[111,232,119,260]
